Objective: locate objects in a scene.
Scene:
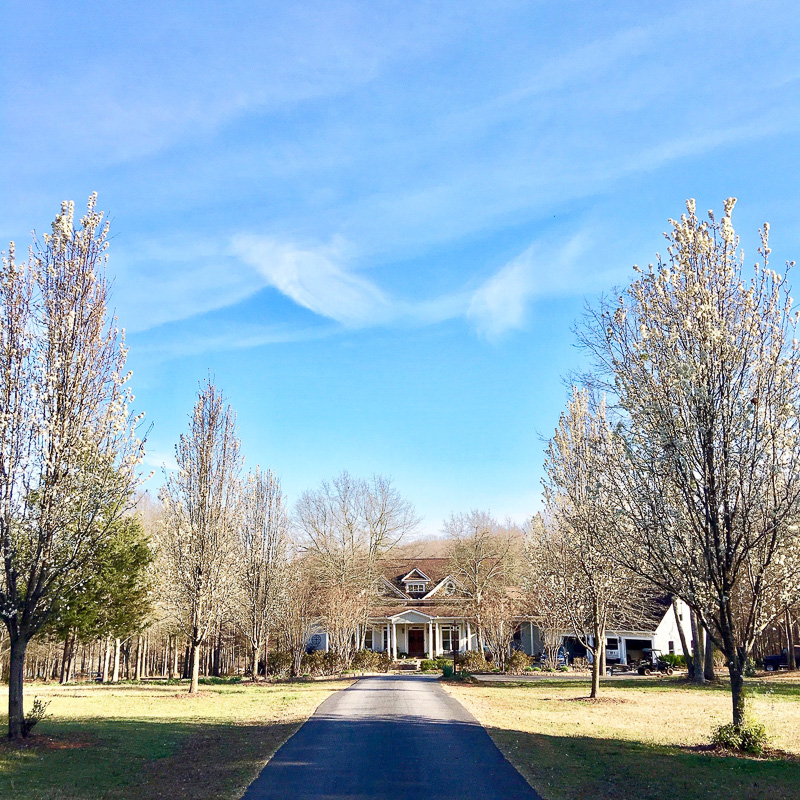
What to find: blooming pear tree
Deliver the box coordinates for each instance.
[0,196,144,738]
[159,380,242,694]
[539,390,637,697]
[581,199,800,727]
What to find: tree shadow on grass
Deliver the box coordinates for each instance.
[487,727,800,800]
[0,718,300,800]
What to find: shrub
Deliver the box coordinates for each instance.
[711,720,769,755]
[442,662,454,679]
[266,651,293,677]
[352,649,382,672]
[378,651,392,673]
[506,651,533,674]
[23,697,51,737]
[420,659,441,672]
[744,657,757,677]
[199,676,242,685]
[661,654,687,668]
[456,650,489,673]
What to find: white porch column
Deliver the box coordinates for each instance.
[385,623,390,653]
[466,621,472,651]
[434,623,440,656]
[392,621,398,660]
[427,622,433,657]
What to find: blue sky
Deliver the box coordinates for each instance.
[2,1,800,535]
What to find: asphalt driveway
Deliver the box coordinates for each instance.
[241,675,541,800]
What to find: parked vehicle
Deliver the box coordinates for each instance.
[636,648,674,675]
[764,645,800,671]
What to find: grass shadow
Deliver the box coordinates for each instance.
[487,726,800,800]
[0,717,300,800]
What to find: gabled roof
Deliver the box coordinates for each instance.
[374,575,408,599]
[400,567,431,583]
[381,558,451,588]
[424,574,462,598]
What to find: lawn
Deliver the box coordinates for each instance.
[444,673,800,800]
[0,678,352,800]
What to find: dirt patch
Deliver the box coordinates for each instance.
[170,691,214,699]
[563,696,627,704]
[0,733,95,752]
[686,743,800,763]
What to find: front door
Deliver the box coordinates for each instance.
[408,629,425,657]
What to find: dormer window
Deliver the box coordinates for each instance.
[407,582,426,593]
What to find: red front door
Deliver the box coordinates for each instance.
[408,629,425,657]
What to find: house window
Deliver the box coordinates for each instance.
[668,640,675,655]
[441,627,458,651]
[383,628,388,651]
[364,629,373,650]
[407,582,426,593]
[445,581,456,596]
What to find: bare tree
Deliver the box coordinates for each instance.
[159,380,241,694]
[444,510,521,653]
[0,196,144,738]
[277,564,319,678]
[581,198,800,727]
[234,468,288,679]
[481,591,521,671]
[295,471,416,665]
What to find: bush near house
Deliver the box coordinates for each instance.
[506,651,533,674]
[456,651,490,673]
[662,654,687,668]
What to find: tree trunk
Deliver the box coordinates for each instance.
[102,638,111,683]
[264,633,270,678]
[189,643,201,694]
[690,611,705,685]
[8,635,29,739]
[590,625,601,698]
[785,608,796,671]
[172,640,180,679]
[251,642,260,681]
[112,638,121,683]
[729,658,746,728]
[134,636,142,681]
[704,628,715,681]
[59,635,71,684]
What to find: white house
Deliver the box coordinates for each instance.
[309,557,694,664]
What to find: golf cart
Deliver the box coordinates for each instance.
[637,648,674,675]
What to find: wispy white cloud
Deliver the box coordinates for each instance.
[467,247,537,340]
[231,235,394,326]
[224,229,597,344]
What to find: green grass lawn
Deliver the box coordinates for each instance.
[445,673,800,800]
[0,678,352,800]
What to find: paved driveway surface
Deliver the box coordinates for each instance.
[241,675,541,800]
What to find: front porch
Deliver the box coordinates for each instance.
[368,609,475,659]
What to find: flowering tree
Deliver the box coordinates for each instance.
[0,196,144,738]
[538,391,641,697]
[233,468,289,679]
[159,381,241,694]
[581,199,800,726]
[523,515,573,667]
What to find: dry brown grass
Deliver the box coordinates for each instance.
[444,673,800,800]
